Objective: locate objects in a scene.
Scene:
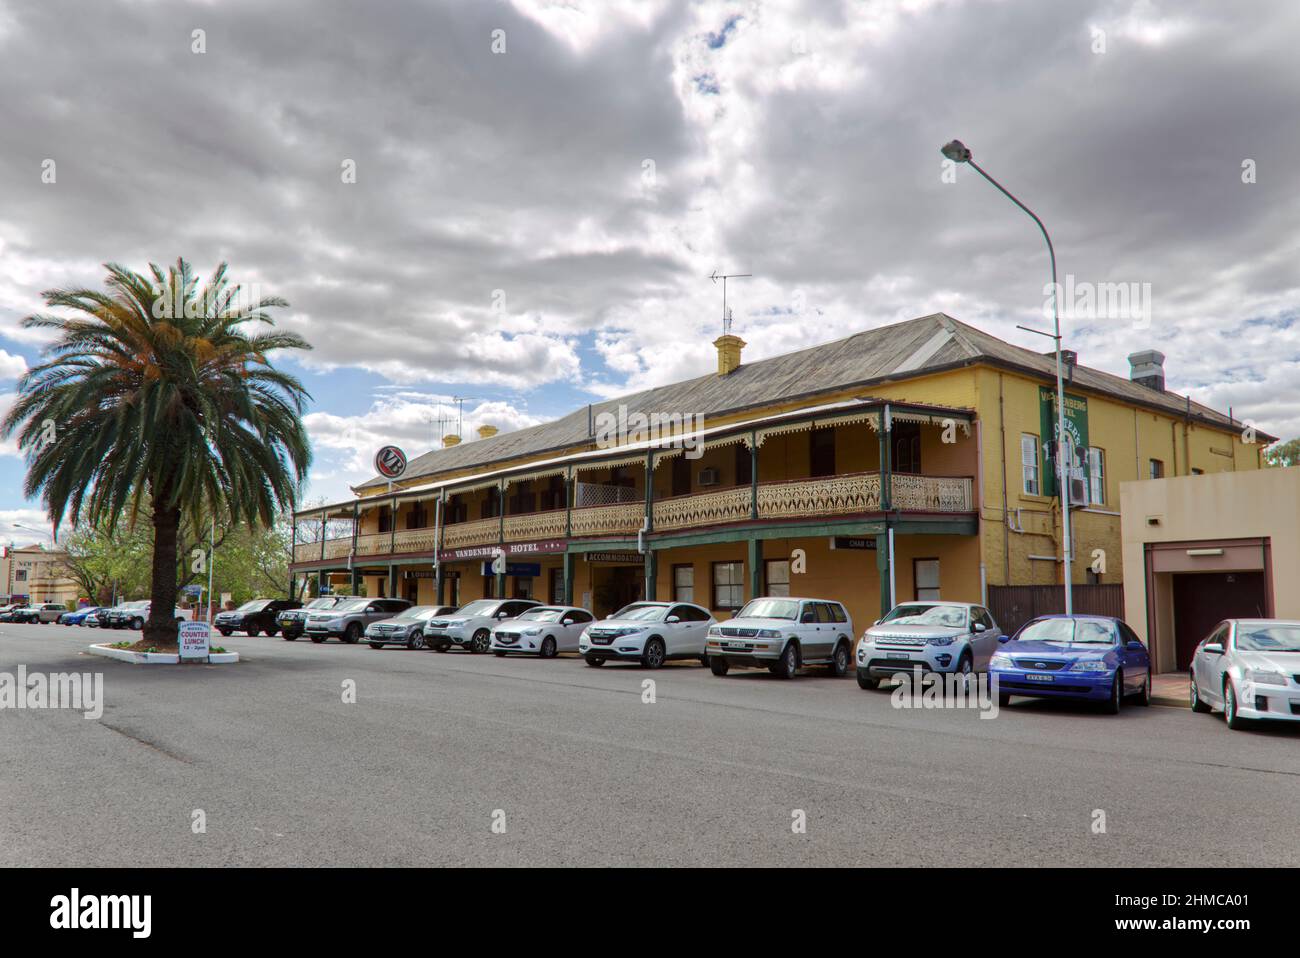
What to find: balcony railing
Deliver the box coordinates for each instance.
[291,473,974,565]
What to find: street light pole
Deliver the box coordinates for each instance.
[940,140,1074,613]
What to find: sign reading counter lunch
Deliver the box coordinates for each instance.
[1039,387,1090,498]
[178,620,211,663]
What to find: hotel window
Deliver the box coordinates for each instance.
[914,559,941,601]
[481,487,502,519]
[734,443,752,486]
[1087,447,1106,505]
[508,481,536,515]
[446,574,461,607]
[765,559,791,597]
[810,427,836,477]
[672,564,694,603]
[407,501,429,529]
[671,455,691,496]
[1149,458,1164,479]
[711,561,744,611]
[447,495,468,523]
[892,422,922,474]
[377,505,393,534]
[549,568,564,605]
[1021,434,1040,496]
[540,476,567,511]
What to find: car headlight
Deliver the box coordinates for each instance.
[757,629,781,638]
[989,653,1014,669]
[1069,659,1111,672]
[927,635,957,645]
[707,626,722,636]
[1245,669,1289,686]
[522,627,542,636]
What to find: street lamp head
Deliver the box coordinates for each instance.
[940,139,971,163]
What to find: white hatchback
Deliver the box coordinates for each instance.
[578,601,715,669]
[490,606,595,658]
[1190,618,1300,729]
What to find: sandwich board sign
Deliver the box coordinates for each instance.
[178,621,211,662]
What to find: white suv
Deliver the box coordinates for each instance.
[856,601,1001,689]
[706,596,854,679]
[578,601,715,669]
[424,599,541,653]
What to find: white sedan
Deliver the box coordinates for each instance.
[490,606,595,658]
[1190,619,1300,729]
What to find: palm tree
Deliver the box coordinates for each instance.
[2,259,311,648]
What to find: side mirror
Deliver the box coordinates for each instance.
[666,615,681,624]
[973,622,987,632]
[1126,640,1145,652]
[997,635,1010,644]
[1204,642,1224,655]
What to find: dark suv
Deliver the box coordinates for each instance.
[277,595,346,641]
[214,598,302,637]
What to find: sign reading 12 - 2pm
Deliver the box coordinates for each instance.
[1038,387,1089,498]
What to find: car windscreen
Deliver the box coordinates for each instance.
[737,598,799,620]
[454,600,499,617]
[611,604,667,622]
[397,606,444,622]
[334,599,369,613]
[237,600,270,612]
[1236,625,1300,653]
[306,597,339,609]
[516,608,564,622]
[882,605,966,628]
[1016,618,1114,645]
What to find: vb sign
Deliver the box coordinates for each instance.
[375,445,407,480]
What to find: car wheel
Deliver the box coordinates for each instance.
[129,617,144,630]
[828,640,851,678]
[641,637,666,669]
[219,629,232,637]
[1131,668,1152,706]
[709,657,730,676]
[493,650,507,657]
[856,669,878,690]
[369,642,384,650]
[470,629,491,654]
[1103,671,1122,714]
[540,636,557,659]
[1224,679,1248,730]
[266,627,279,637]
[955,652,975,692]
[283,634,297,642]
[584,654,604,667]
[406,633,426,650]
[435,642,451,652]
[344,623,363,644]
[310,635,326,644]
[773,642,800,680]
[1190,673,1210,713]
[246,627,260,638]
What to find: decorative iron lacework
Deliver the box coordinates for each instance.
[569,502,645,537]
[891,474,973,512]
[757,473,882,518]
[503,509,567,541]
[653,486,752,530]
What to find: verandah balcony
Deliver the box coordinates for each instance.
[291,472,973,564]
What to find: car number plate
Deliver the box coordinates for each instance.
[1026,673,1054,682]
[887,652,909,660]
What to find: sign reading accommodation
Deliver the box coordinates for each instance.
[178,621,211,662]
[375,445,407,480]
[1038,387,1089,498]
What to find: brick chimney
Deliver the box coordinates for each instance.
[712,334,746,376]
[1128,350,1166,392]
[476,424,498,440]
[442,434,461,447]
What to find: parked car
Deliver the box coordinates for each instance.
[366,605,459,650]
[277,595,346,641]
[706,597,855,679]
[989,614,1151,712]
[61,606,101,626]
[424,599,542,653]
[0,603,30,622]
[489,605,596,658]
[855,601,1001,689]
[304,597,411,643]
[20,603,71,624]
[1189,618,1300,729]
[578,601,715,669]
[214,598,302,637]
[102,601,191,630]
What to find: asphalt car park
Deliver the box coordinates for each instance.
[2,619,1298,867]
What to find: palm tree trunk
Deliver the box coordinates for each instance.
[143,502,182,649]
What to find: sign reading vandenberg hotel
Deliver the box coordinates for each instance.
[438,540,566,562]
[1039,386,1089,498]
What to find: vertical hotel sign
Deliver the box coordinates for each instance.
[1038,386,1089,498]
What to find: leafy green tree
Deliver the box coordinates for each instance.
[2,259,311,648]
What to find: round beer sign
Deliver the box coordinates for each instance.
[375,445,407,480]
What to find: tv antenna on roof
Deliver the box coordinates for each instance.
[451,396,474,437]
[709,270,751,335]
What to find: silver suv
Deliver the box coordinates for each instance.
[304,597,412,644]
[424,599,542,653]
[706,596,855,679]
[856,600,1001,689]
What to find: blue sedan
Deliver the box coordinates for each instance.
[989,614,1152,713]
[60,606,101,627]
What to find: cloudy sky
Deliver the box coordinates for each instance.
[1,0,1296,544]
